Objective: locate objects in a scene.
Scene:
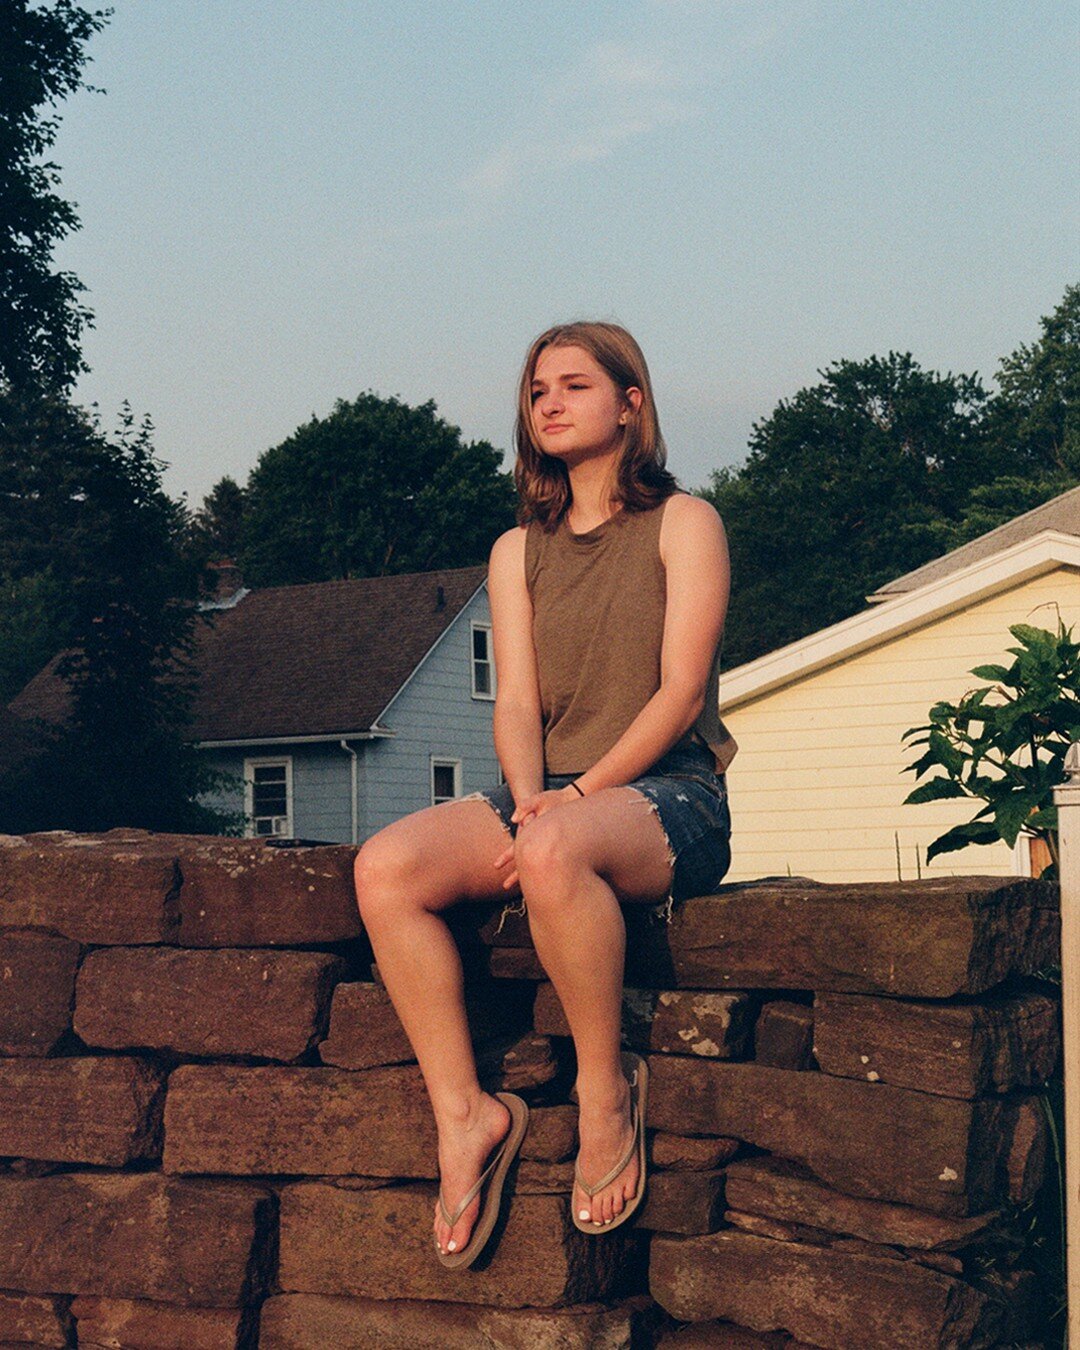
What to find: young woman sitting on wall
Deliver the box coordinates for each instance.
[354,320,733,1267]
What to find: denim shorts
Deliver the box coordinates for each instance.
[473,739,731,907]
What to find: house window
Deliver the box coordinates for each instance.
[431,758,461,805]
[471,622,495,699]
[244,758,293,837]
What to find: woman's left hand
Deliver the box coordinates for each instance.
[494,785,583,890]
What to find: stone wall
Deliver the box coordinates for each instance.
[0,830,1061,1349]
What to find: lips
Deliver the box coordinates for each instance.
[543,424,570,432]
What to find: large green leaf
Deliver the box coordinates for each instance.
[903,777,969,805]
[993,792,1046,847]
[925,820,1002,863]
[969,663,1010,682]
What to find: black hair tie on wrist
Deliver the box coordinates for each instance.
[569,780,585,798]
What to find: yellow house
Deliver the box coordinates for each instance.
[721,486,1080,883]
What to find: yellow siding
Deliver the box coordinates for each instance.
[722,568,1080,884]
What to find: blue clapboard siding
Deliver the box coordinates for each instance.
[197,584,498,843]
[361,586,499,837]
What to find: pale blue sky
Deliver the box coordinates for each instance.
[53,0,1078,507]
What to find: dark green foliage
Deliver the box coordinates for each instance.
[702,353,998,666]
[0,0,110,392]
[990,283,1080,479]
[183,474,248,568]
[701,286,1080,669]
[241,392,517,586]
[903,621,1080,871]
[0,393,234,834]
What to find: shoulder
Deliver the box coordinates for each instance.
[659,493,726,559]
[488,524,529,581]
[490,524,529,564]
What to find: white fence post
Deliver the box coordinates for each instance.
[1054,741,1080,1343]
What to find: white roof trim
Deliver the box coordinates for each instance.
[722,530,1080,710]
[196,728,393,750]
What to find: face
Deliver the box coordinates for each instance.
[529,344,641,462]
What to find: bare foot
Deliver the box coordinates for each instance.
[573,1077,639,1227]
[433,1092,511,1256]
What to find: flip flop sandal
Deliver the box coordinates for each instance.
[572,1051,649,1235]
[435,1092,530,1269]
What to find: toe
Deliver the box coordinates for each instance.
[447,1197,479,1255]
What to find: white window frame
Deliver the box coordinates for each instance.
[470,621,496,700]
[431,757,462,806]
[244,756,294,838]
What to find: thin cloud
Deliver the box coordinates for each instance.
[458,40,693,208]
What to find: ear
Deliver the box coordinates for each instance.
[620,386,643,423]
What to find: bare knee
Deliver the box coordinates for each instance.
[354,829,421,926]
[515,815,590,909]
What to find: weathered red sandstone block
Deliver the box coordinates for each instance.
[725,1157,1002,1251]
[71,1296,245,1349]
[651,1132,740,1170]
[0,831,180,943]
[0,1291,70,1347]
[260,1292,660,1349]
[534,981,752,1058]
[522,1105,577,1162]
[165,1063,577,1182]
[649,1057,1046,1215]
[813,989,1060,1098]
[637,1168,726,1234]
[515,1160,573,1192]
[721,1209,971,1277]
[320,980,534,1070]
[488,946,547,980]
[174,836,360,945]
[658,1322,809,1349]
[166,1064,575,1176]
[278,1181,634,1308]
[482,878,1058,998]
[0,1055,163,1165]
[0,928,80,1055]
[164,1063,437,1176]
[318,981,416,1067]
[0,1173,273,1306]
[754,1000,815,1070]
[477,1031,562,1091]
[74,946,345,1060]
[650,1230,1002,1348]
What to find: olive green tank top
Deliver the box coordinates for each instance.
[525,495,736,775]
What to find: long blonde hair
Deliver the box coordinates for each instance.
[514,321,678,528]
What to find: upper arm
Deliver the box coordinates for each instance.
[658,494,730,693]
[487,526,541,707]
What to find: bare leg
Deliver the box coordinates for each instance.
[513,789,672,1226]
[354,798,520,1256]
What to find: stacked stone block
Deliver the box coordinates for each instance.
[0,831,1061,1348]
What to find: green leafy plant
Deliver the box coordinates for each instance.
[903,620,1080,874]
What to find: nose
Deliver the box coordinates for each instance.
[539,389,563,418]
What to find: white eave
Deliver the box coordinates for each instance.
[195,727,394,750]
[722,530,1080,711]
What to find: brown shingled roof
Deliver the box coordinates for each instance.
[11,566,488,745]
[869,483,1080,600]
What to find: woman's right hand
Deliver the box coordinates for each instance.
[494,785,583,890]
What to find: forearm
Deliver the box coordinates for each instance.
[574,680,705,796]
[493,697,546,804]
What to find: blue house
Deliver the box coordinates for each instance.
[191,566,499,842]
[10,566,500,844]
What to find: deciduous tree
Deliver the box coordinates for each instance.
[0,0,110,392]
[702,353,996,666]
[241,393,516,586]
